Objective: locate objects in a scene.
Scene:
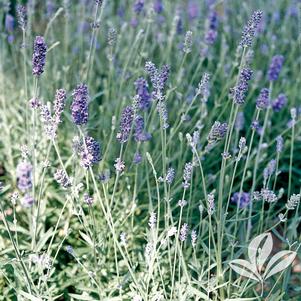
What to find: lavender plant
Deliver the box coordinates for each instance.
[0,1,300,300]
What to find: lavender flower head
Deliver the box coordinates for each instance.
[197,72,210,103]
[157,100,169,129]
[133,152,142,164]
[182,162,193,189]
[179,223,189,242]
[117,106,134,143]
[5,14,14,33]
[153,0,163,14]
[71,84,89,125]
[114,157,125,172]
[231,192,251,208]
[205,10,218,45]
[16,161,32,192]
[54,169,71,188]
[98,169,110,183]
[133,0,144,14]
[32,36,47,76]
[134,115,151,142]
[191,230,197,247]
[17,4,27,30]
[54,89,67,124]
[230,68,253,105]
[148,212,157,229]
[83,193,94,205]
[276,135,284,153]
[145,61,170,97]
[256,88,270,110]
[268,55,284,81]
[134,78,151,110]
[272,93,287,112]
[183,31,193,53]
[207,192,215,215]
[166,167,175,185]
[240,10,263,47]
[73,136,101,169]
[21,194,35,208]
[263,159,276,181]
[207,121,228,144]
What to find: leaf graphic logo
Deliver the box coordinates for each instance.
[229,233,296,290]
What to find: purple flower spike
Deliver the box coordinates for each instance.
[153,0,163,14]
[32,36,47,76]
[276,135,284,153]
[71,84,89,125]
[134,78,151,110]
[17,5,27,30]
[5,14,14,32]
[21,194,35,208]
[256,88,270,110]
[230,68,253,105]
[145,61,170,96]
[16,161,33,192]
[240,10,263,47]
[207,121,228,144]
[205,10,218,45]
[166,167,175,185]
[182,162,193,189]
[73,136,101,169]
[134,115,151,142]
[133,152,142,164]
[117,106,134,143]
[133,0,144,14]
[272,93,287,112]
[54,89,67,124]
[268,55,284,81]
[80,136,101,169]
[231,192,251,208]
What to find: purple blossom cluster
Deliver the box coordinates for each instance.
[117,106,134,143]
[54,89,67,124]
[54,169,71,188]
[73,136,101,169]
[133,0,144,14]
[231,192,251,208]
[182,162,193,189]
[40,89,67,139]
[134,78,151,110]
[207,121,228,144]
[134,115,151,142]
[16,161,33,192]
[268,55,284,81]
[240,10,263,47]
[17,4,27,30]
[256,88,270,110]
[263,159,276,181]
[230,68,253,105]
[272,93,287,112]
[32,36,47,76]
[145,61,170,98]
[276,135,284,153]
[205,10,218,45]
[153,0,163,14]
[71,84,89,125]
[166,167,175,185]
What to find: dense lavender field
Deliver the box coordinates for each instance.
[0,0,301,300]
